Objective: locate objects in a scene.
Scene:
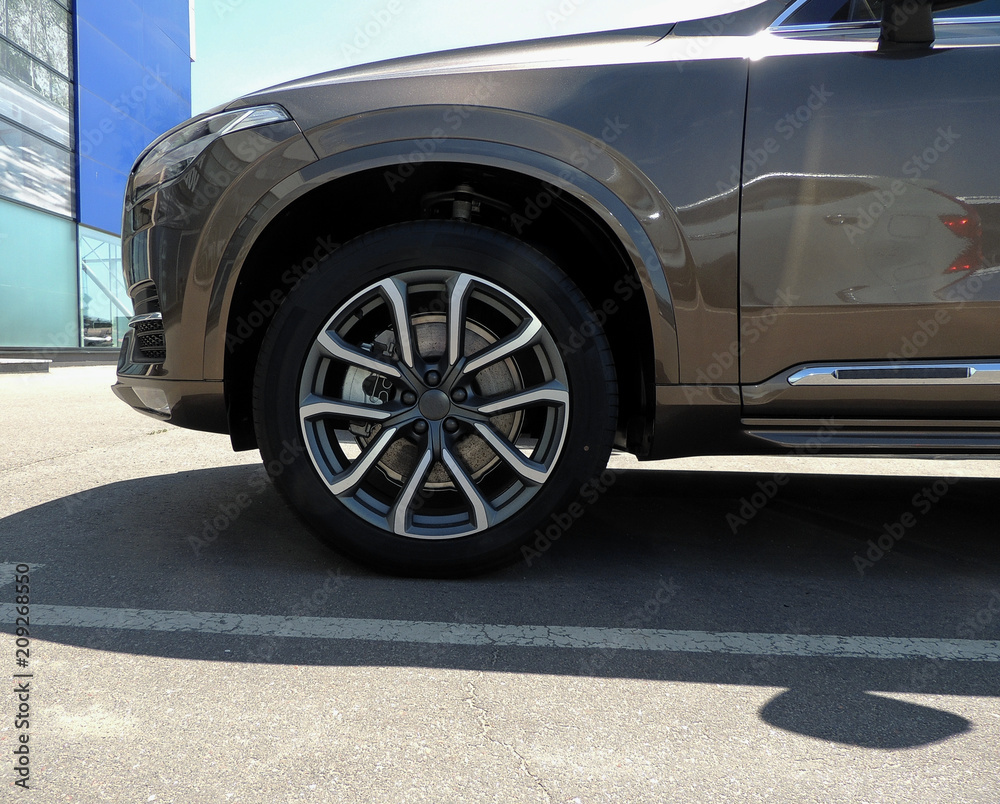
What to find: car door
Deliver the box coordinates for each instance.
[739,0,1000,418]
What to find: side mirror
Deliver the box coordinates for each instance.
[879,0,982,50]
[879,0,934,50]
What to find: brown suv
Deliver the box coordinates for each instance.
[113,0,1000,574]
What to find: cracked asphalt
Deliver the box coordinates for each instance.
[2,365,1000,803]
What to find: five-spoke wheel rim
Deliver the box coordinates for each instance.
[297,270,570,539]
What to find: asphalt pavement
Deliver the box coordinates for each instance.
[2,365,1000,803]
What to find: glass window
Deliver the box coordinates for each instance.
[0,35,28,84]
[0,70,72,146]
[935,0,1000,16]
[5,0,30,54]
[79,228,130,349]
[0,197,78,348]
[2,0,70,76]
[0,0,73,212]
[781,0,878,25]
[781,0,1000,26]
[0,118,73,215]
[31,0,70,76]
[0,39,71,115]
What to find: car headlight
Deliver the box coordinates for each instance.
[129,104,292,207]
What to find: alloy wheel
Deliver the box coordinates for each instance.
[297,270,570,540]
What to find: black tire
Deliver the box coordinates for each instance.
[253,221,616,576]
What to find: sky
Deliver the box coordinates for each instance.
[191,0,764,113]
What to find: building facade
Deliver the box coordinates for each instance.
[0,0,192,350]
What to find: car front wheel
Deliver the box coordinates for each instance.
[253,221,617,576]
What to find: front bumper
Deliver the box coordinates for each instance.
[113,327,229,432]
[111,112,316,436]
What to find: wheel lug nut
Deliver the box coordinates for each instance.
[424,370,441,387]
[443,418,459,433]
[413,419,428,435]
[402,391,417,405]
[451,388,467,403]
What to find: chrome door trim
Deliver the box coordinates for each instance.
[787,362,1000,386]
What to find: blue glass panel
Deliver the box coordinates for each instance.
[79,88,153,165]
[74,0,192,236]
[77,86,153,172]
[75,0,143,62]
[140,15,191,102]
[143,82,188,137]
[78,154,130,235]
[0,197,78,347]
[76,18,148,113]
[142,0,189,55]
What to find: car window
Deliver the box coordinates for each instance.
[778,0,1000,26]
[934,0,1000,16]
[779,0,878,25]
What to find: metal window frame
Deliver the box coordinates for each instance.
[769,0,1000,32]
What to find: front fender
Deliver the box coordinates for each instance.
[206,127,688,384]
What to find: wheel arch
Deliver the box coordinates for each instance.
[216,139,683,455]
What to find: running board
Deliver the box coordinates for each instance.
[787,362,1000,386]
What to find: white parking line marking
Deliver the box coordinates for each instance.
[4,603,1000,661]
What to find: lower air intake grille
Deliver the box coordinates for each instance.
[130,315,166,362]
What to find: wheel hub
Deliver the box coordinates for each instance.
[343,316,520,485]
[418,389,451,420]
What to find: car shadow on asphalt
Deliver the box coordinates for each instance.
[3,464,999,750]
